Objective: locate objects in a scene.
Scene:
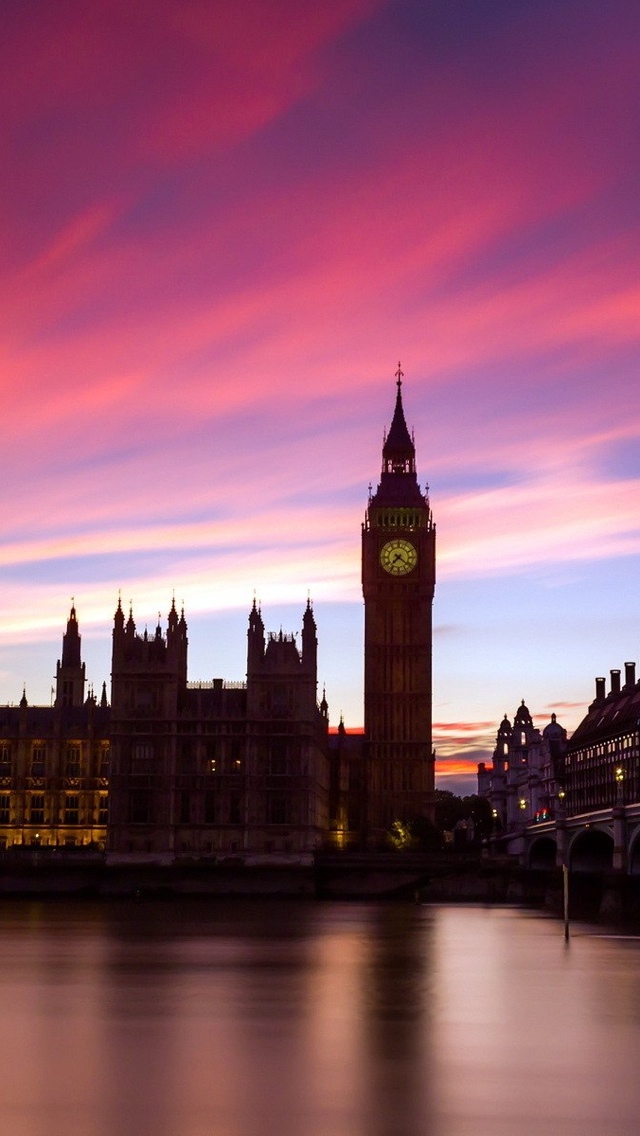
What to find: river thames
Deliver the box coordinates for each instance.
[1,899,639,1136]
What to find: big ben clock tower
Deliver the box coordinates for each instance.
[362,365,436,840]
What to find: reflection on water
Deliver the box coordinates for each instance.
[1,900,640,1135]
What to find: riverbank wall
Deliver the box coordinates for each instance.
[0,850,542,902]
[1,852,639,921]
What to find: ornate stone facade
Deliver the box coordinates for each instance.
[477,702,567,836]
[0,372,436,856]
[0,600,329,858]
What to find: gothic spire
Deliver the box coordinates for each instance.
[382,362,415,474]
[114,594,124,630]
[61,600,81,668]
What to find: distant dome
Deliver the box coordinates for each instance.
[514,699,532,725]
[543,713,565,738]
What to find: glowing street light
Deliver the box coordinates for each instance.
[615,765,625,806]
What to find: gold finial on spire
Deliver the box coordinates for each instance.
[395,361,403,388]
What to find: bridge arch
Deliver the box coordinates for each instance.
[628,828,640,875]
[569,827,613,873]
[528,836,557,871]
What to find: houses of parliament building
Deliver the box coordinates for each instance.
[0,374,436,857]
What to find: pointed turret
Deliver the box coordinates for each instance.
[61,603,82,668]
[175,603,188,686]
[55,603,86,708]
[247,598,265,672]
[382,364,415,475]
[320,684,329,726]
[368,365,426,510]
[112,597,125,672]
[301,597,317,673]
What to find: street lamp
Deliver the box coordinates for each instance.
[615,765,625,807]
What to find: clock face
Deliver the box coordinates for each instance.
[380,538,417,576]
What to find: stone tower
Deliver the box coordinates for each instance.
[107,597,188,853]
[362,366,436,840]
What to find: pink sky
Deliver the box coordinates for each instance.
[2,0,640,791]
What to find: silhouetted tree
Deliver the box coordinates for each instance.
[386,815,442,851]
[434,790,492,847]
[409,814,441,851]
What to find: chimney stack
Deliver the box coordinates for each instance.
[625,661,636,688]
[610,669,621,695]
[595,677,606,702]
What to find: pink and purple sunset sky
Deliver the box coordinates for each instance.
[2,0,640,793]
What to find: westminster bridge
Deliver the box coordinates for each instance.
[512,801,640,874]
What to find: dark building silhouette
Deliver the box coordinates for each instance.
[479,661,640,832]
[0,369,437,855]
[478,702,567,831]
[108,597,329,856]
[1,599,330,856]
[564,664,640,814]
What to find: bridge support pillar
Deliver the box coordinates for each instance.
[613,806,627,872]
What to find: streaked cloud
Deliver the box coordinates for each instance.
[1,0,640,782]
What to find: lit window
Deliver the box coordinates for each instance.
[31,747,46,776]
[99,746,110,776]
[65,746,81,776]
[29,795,45,824]
[64,795,79,824]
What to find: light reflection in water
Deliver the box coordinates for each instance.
[0,901,640,1135]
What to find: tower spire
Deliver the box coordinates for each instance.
[382,363,415,475]
[55,604,86,708]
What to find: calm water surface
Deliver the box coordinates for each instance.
[0,899,639,1136]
